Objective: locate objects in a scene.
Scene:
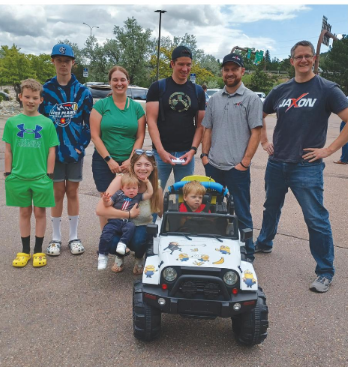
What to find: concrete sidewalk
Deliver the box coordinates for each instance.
[0,113,347,367]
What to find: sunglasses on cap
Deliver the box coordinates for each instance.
[134,149,154,157]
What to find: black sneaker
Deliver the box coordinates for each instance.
[309,276,332,293]
[254,243,272,253]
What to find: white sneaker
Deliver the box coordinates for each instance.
[97,254,108,270]
[116,242,127,255]
[68,239,85,255]
[47,241,61,256]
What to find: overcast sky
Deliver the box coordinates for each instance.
[0,4,347,62]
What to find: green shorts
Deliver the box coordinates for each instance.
[5,174,55,208]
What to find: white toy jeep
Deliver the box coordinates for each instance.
[133,176,269,346]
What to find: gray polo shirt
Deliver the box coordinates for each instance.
[202,83,263,170]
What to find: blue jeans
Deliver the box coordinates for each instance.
[340,121,348,163]
[204,163,254,260]
[99,219,136,255]
[154,150,195,191]
[256,159,334,279]
[109,225,148,259]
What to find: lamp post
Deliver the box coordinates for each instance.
[83,22,99,37]
[155,10,166,81]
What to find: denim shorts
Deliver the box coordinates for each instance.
[92,150,122,193]
[54,159,83,182]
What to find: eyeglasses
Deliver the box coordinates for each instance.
[134,149,154,157]
[292,55,314,61]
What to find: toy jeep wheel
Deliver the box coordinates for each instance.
[232,288,268,346]
[133,280,161,341]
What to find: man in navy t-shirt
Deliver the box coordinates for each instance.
[256,40,348,293]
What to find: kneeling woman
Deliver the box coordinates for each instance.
[96,150,162,274]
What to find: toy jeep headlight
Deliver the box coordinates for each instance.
[223,271,238,286]
[163,267,177,282]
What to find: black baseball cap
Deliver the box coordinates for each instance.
[171,46,192,60]
[222,53,244,67]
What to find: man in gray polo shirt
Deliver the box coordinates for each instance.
[201,53,263,262]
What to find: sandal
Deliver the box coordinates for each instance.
[111,255,124,273]
[133,263,144,275]
[111,263,124,273]
[13,253,31,268]
[33,253,47,268]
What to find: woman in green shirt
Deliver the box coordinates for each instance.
[91,66,146,227]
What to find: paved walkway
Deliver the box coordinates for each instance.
[0,113,348,367]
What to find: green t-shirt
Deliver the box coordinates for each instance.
[93,96,145,161]
[2,114,59,179]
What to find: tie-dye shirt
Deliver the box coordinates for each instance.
[39,74,93,163]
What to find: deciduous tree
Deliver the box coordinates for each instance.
[113,17,152,86]
[322,35,348,94]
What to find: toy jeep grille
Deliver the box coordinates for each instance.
[179,279,221,300]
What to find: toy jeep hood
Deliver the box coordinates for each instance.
[143,235,258,291]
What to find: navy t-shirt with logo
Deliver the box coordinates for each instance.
[146,77,205,152]
[264,75,348,163]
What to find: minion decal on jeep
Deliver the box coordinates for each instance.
[144,265,157,278]
[243,270,256,288]
[163,241,182,254]
[216,245,231,255]
[177,253,190,262]
[198,254,209,262]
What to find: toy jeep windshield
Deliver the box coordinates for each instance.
[133,176,269,346]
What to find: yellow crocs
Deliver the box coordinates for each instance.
[33,253,47,268]
[13,253,31,268]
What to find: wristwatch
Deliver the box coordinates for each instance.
[3,172,11,177]
[47,173,54,179]
[190,146,197,154]
[104,155,111,162]
[200,153,208,159]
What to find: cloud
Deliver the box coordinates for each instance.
[0,5,47,37]
[0,4,310,60]
[225,4,311,23]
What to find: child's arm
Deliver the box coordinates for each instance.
[142,178,153,201]
[102,192,113,207]
[47,147,56,175]
[4,143,12,173]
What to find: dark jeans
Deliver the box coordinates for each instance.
[256,159,334,279]
[99,219,135,255]
[339,121,348,163]
[204,163,254,260]
[109,225,149,259]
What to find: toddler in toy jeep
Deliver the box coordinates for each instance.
[179,180,211,213]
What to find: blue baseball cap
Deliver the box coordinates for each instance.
[51,43,75,59]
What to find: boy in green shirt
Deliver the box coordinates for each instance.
[2,79,59,268]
